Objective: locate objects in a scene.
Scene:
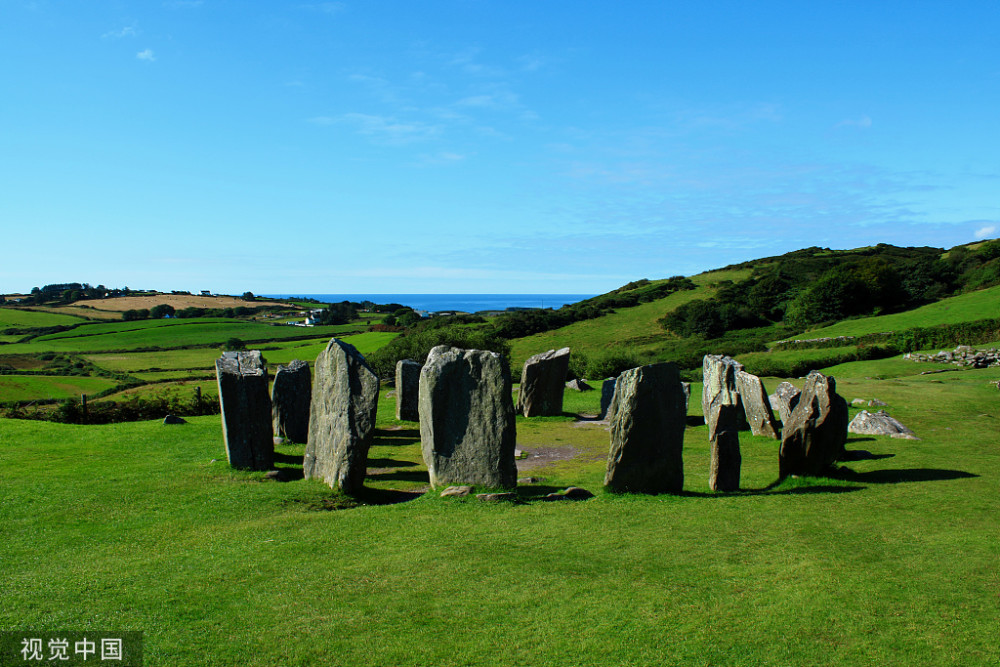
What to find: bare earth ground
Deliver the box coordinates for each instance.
[69,294,290,312]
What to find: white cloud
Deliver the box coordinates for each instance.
[136,49,155,61]
[975,224,997,238]
[102,25,137,39]
[837,115,873,129]
[310,113,440,144]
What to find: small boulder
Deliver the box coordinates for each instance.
[848,410,914,437]
[477,492,518,502]
[440,485,473,497]
[562,486,594,499]
[163,414,187,425]
[565,378,593,392]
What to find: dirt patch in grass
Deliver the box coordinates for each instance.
[0,354,48,370]
[516,445,582,470]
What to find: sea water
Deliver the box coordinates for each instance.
[264,294,595,313]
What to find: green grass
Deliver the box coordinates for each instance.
[3,356,999,665]
[0,307,88,328]
[510,269,752,368]
[0,375,120,402]
[794,284,1000,339]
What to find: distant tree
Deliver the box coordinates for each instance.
[223,337,246,351]
[122,309,150,321]
[242,292,256,301]
[150,304,175,319]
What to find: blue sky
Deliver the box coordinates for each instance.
[2,1,998,295]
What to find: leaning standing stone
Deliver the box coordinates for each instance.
[419,345,517,489]
[604,363,686,494]
[271,359,311,443]
[734,369,780,439]
[779,371,849,478]
[303,339,380,493]
[516,347,571,417]
[216,350,274,470]
[395,359,421,421]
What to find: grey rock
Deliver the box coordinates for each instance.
[216,350,274,470]
[163,414,187,425]
[440,485,473,497]
[477,492,518,502]
[604,363,686,494]
[303,339,380,493]
[517,477,541,484]
[779,371,849,478]
[848,409,914,437]
[418,345,517,490]
[394,359,421,421]
[562,486,594,499]
[868,398,888,407]
[770,381,802,425]
[735,369,780,439]
[565,378,593,391]
[599,377,617,419]
[517,347,571,417]
[543,493,568,501]
[271,359,311,443]
[708,402,741,491]
[702,355,748,432]
[851,398,867,406]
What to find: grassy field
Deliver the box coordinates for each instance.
[792,284,1000,339]
[510,269,752,367]
[0,307,88,328]
[2,356,998,665]
[0,375,120,403]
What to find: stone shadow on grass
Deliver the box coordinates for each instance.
[681,484,865,498]
[272,451,304,464]
[367,457,419,468]
[830,467,979,484]
[366,469,429,484]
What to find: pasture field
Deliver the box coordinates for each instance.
[791,284,1000,339]
[0,307,88,328]
[510,269,752,367]
[0,321,362,355]
[2,357,998,666]
[0,375,119,403]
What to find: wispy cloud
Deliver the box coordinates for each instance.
[102,25,137,39]
[136,49,156,61]
[975,224,997,238]
[837,115,873,129]
[310,113,440,144]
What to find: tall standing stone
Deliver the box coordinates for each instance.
[395,359,421,422]
[604,363,686,494]
[516,347,571,417]
[779,371,849,478]
[303,339,380,493]
[600,377,617,419]
[216,350,273,470]
[734,369,780,439]
[708,403,741,491]
[271,359,311,443]
[769,381,802,425]
[702,355,748,430]
[418,345,517,489]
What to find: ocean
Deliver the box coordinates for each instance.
[263,294,595,313]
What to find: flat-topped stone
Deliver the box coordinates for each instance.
[517,347,571,417]
[271,359,311,443]
[216,350,274,470]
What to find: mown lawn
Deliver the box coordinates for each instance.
[2,358,998,666]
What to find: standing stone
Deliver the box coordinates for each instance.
[734,370,781,439]
[702,355,747,435]
[271,359,311,443]
[770,382,802,425]
[395,359,421,421]
[516,347,571,417]
[303,339,380,493]
[599,377,617,419]
[779,371,849,478]
[418,345,517,489]
[708,403,741,491]
[604,363,686,494]
[215,350,273,470]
